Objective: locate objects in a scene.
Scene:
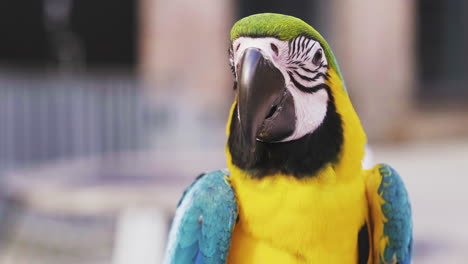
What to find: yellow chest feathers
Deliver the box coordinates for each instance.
[227,164,368,263]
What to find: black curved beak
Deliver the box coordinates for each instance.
[237,48,295,147]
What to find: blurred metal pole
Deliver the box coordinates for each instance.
[43,0,85,71]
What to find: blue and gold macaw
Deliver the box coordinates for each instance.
[164,13,412,264]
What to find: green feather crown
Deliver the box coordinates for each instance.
[231,13,343,82]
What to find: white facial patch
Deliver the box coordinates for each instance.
[281,87,328,141]
[231,36,330,142]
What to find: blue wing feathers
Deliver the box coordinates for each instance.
[164,170,238,264]
[378,164,413,264]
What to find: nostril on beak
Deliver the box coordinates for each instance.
[265,105,278,120]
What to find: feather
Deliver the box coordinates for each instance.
[164,170,238,264]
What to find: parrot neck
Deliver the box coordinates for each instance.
[326,69,367,179]
[225,68,366,181]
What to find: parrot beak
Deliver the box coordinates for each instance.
[237,48,295,147]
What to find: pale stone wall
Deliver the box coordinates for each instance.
[330,0,468,142]
[139,0,233,109]
[330,0,415,141]
[138,0,468,143]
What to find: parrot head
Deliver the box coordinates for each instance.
[226,13,366,179]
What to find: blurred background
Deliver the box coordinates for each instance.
[0,0,467,263]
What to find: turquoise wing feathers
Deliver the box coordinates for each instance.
[164,170,238,264]
[377,164,413,264]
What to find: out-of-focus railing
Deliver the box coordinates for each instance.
[0,69,228,264]
[0,70,152,172]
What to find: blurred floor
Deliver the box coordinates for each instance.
[374,139,468,263]
[0,139,466,263]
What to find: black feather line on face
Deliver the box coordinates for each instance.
[294,37,301,59]
[228,45,237,90]
[304,38,311,50]
[228,45,233,61]
[227,84,343,179]
[311,72,329,81]
[297,62,328,77]
[301,36,307,51]
[293,70,327,82]
[302,44,314,60]
[289,38,297,60]
[232,80,238,90]
[288,36,317,62]
[288,72,329,93]
[300,66,318,74]
[228,46,235,75]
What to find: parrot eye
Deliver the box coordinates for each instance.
[312,49,323,66]
[270,43,279,56]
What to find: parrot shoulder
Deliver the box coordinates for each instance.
[164,169,238,264]
[365,164,413,264]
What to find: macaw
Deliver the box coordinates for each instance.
[164,13,412,264]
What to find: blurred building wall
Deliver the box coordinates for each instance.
[331,0,468,142]
[139,0,233,110]
[137,0,468,143]
[330,0,415,141]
